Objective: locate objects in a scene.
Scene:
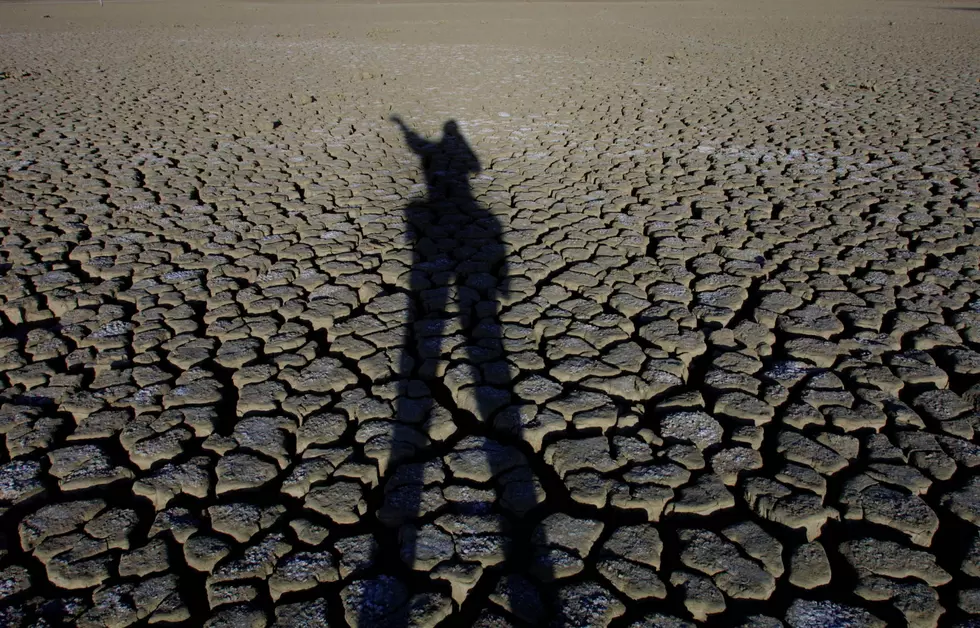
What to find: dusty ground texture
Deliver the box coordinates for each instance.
[0,0,979,626]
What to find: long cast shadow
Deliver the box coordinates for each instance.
[355,117,547,626]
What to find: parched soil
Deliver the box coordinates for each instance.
[0,0,978,626]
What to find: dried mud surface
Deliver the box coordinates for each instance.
[0,1,978,626]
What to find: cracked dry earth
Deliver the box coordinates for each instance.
[0,0,979,626]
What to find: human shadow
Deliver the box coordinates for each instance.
[354,118,548,626]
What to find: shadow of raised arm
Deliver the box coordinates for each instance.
[391,115,434,156]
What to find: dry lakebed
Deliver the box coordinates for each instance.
[0,0,978,625]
